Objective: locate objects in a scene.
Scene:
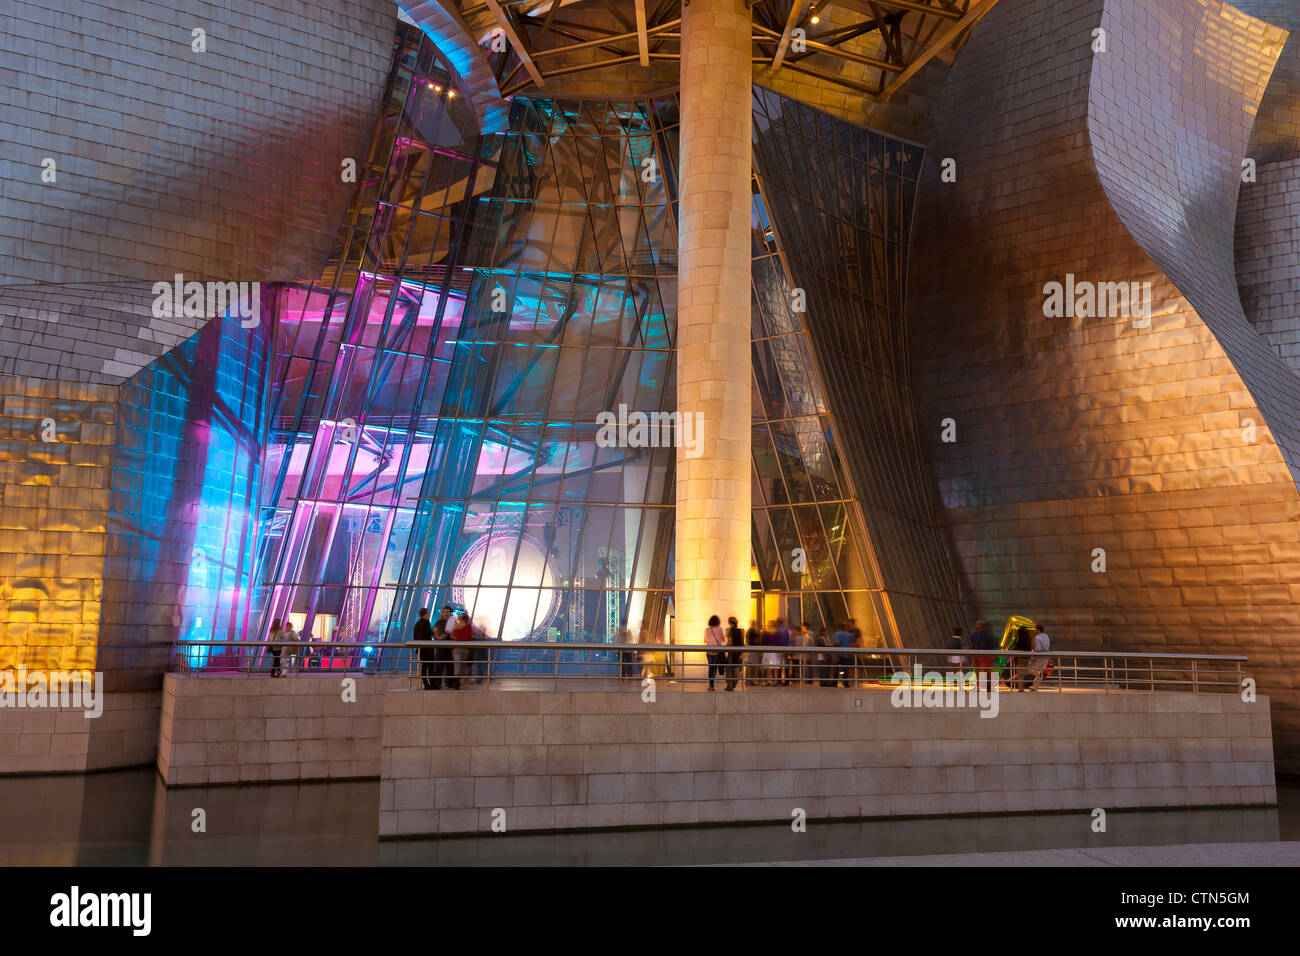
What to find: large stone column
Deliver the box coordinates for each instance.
[675,0,752,647]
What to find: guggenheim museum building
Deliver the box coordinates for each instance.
[2,0,1300,768]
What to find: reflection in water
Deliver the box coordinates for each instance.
[0,768,1294,866]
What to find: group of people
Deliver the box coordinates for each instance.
[265,619,319,676]
[950,619,1052,690]
[413,606,484,689]
[693,615,1054,692]
[702,616,868,691]
[393,608,1053,693]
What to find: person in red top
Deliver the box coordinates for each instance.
[449,612,472,689]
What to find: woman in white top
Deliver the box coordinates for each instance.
[704,615,727,691]
[1026,626,1052,690]
[761,623,783,686]
[282,622,299,674]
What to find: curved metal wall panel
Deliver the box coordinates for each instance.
[0,373,116,675]
[910,0,1300,768]
[0,0,394,286]
[1235,157,1300,370]
[0,283,209,385]
[1234,0,1300,165]
[1232,3,1300,374]
[101,311,271,687]
[0,310,268,683]
[1089,0,1297,471]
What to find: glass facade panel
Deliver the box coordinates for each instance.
[253,28,677,659]
[748,87,965,643]
[229,28,957,662]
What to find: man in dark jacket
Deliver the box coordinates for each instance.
[725,616,745,691]
[432,605,454,688]
[415,608,436,689]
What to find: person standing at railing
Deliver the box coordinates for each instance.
[760,621,782,687]
[704,615,727,691]
[283,622,299,674]
[1026,624,1052,691]
[267,619,284,678]
[847,618,863,684]
[449,612,472,689]
[970,619,996,688]
[645,623,672,680]
[791,623,809,685]
[815,627,834,687]
[1010,625,1032,690]
[432,605,454,688]
[744,620,760,687]
[832,622,853,688]
[414,608,436,689]
[725,616,745,691]
[773,619,791,686]
[618,625,637,683]
[637,620,653,680]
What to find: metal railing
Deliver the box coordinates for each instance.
[168,641,1249,694]
[170,641,390,677]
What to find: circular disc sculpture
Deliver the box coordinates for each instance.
[452,531,560,642]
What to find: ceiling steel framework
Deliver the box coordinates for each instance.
[461,0,994,99]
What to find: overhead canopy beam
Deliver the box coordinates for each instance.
[868,0,963,18]
[484,0,978,101]
[635,0,649,66]
[484,0,546,87]
[754,22,899,73]
[782,59,879,94]
[866,0,904,64]
[529,18,679,57]
[771,0,808,70]
[829,0,954,25]
[878,0,997,99]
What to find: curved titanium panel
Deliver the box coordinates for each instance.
[0,283,208,385]
[910,0,1300,768]
[1232,3,1300,373]
[0,0,393,286]
[1234,0,1300,165]
[1088,1,1297,471]
[1235,157,1300,370]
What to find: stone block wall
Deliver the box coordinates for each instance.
[0,690,159,774]
[157,675,407,786]
[378,688,1274,836]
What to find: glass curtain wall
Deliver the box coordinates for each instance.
[247,26,959,662]
[254,25,678,661]
[750,86,967,646]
